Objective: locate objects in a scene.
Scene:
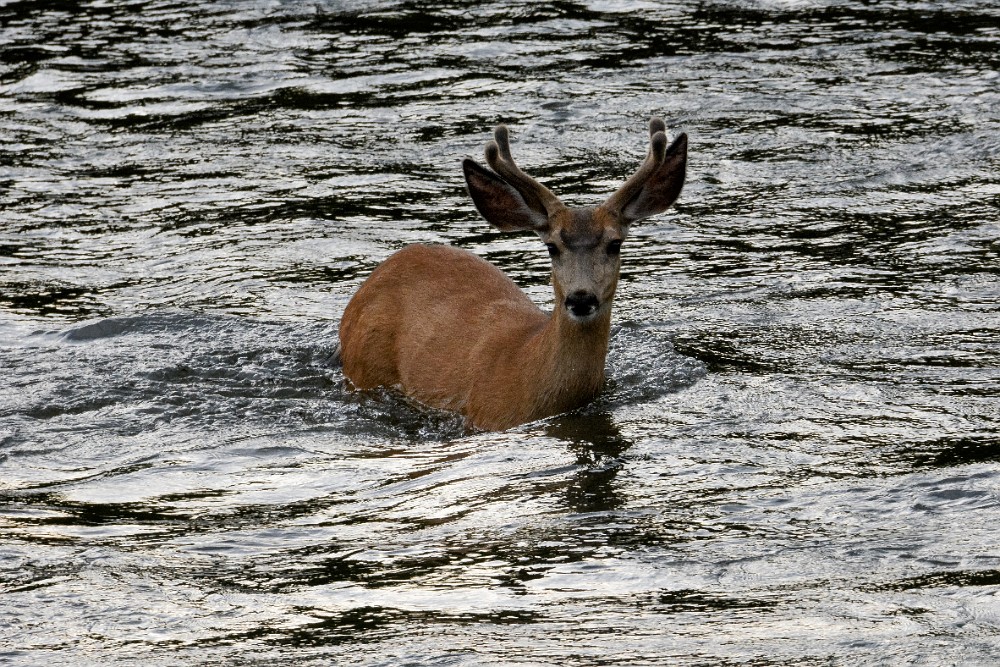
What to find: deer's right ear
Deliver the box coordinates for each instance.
[463,158,548,232]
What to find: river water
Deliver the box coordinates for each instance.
[2,0,999,664]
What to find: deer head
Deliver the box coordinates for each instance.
[462,118,687,324]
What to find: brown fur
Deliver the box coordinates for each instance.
[340,244,609,430]
[338,120,687,431]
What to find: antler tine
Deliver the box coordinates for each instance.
[605,116,670,215]
[485,124,564,217]
[649,116,666,138]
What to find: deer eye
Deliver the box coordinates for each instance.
[546,243,561,258]
[607,240,622,256]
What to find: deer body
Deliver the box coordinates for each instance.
[339,119,687,431]
[340,243,609,430]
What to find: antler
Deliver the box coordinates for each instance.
[484,125,565,219]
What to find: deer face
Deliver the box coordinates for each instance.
[541,206,625,323]
[463,118,687,324]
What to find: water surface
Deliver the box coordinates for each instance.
[2,0,999,664]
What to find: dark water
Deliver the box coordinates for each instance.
[2,0,999,664]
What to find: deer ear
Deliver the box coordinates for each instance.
[620,133,687,224]
[463,158,548,232]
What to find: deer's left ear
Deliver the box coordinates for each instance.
[620,133,687,224]
[605,118,687,226]
[463,158,548,232]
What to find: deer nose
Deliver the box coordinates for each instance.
[565,291,600,318]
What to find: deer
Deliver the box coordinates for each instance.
[338,118,687,431]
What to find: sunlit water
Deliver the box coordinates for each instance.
[2,0,999,664]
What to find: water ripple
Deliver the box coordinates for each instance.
[2,0,999,664]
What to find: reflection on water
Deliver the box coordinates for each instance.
[2,0,1000,664]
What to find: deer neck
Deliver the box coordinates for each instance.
[526,303,612,413]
